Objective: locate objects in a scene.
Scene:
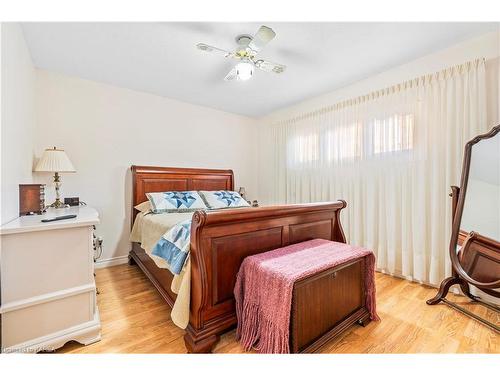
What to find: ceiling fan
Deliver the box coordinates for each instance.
[196,25,286,82]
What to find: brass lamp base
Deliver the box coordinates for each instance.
[46,199,70,209]
[46,172,70,209]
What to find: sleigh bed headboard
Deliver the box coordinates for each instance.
[131,165,234,224]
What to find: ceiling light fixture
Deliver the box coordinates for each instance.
[196,25,286,82]
[235,61,254,81]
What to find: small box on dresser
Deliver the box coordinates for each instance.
[19,184,45,215]
[0,206,101,353]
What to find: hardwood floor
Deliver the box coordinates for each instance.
[58,264,499,354]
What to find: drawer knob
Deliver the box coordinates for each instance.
[332,271,337,278]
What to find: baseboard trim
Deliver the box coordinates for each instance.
[376,268,464,295]
[94,255,129,269]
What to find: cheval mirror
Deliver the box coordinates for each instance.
[427,124,500,332]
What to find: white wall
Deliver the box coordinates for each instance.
[34,70,258,265]
[257,30,500,204]
[1,23,36,224]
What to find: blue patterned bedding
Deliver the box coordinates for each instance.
[151,219,192,274]
[149,201,251,274]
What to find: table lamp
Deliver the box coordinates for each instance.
[34,147,76,208]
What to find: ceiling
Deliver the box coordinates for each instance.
[21,22,498,117]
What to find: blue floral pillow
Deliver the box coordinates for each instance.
[146,191,207,213]
[199,191,250,210]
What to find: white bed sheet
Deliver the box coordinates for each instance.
[130,211,194,328]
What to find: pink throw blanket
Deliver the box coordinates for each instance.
[234,239,379,353]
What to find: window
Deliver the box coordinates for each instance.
[325,122,363,162]
[288,132,320,165]
[287,113,414,167]
[371,114,414,155]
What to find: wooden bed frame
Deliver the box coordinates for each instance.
[129,165,347,353]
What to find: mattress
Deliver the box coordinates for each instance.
[130,210,194,328]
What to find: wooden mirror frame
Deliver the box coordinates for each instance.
[448,124,500,289]
[427,124,500,332]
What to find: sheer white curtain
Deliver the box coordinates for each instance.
[264,59,488,285]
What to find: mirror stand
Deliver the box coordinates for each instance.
[426,125,500,333]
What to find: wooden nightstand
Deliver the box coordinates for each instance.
[0,206,101,353]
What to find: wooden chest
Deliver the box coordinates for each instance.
[290,257,371,353]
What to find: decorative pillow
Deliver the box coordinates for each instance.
[146,191,207,213]
[199,190,250,210]
[134,201,151,213]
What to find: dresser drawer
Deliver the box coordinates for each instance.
[1,226,94,303]
[1,289,95,349]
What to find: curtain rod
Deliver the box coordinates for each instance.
[273,57,486,126]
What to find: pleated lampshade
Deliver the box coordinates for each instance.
[34,147,76,173]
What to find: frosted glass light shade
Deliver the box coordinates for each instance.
[235,62,254,81]
[34,147,76,173]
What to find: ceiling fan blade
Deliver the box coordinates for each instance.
[255,59,286,74]
[248,26,276,52]
[196,43,233,58]
[224,67,238,81]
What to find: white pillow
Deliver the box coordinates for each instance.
[146,191,207,213]
[199,191,250,210]
[134,201,151,213]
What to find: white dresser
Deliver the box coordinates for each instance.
[0,206,101,353]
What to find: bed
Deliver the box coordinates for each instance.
[129,165,347,353]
